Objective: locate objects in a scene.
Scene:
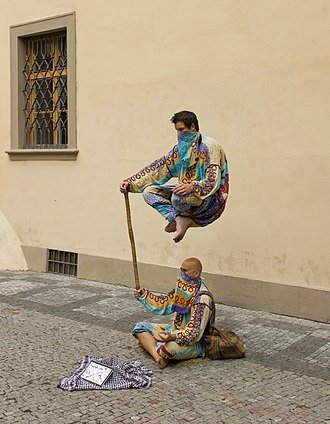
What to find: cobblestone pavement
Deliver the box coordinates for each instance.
[0,271,329,424]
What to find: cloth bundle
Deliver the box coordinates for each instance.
[204,327,245,360]
[58,355,152,391]
[198,290,245,360]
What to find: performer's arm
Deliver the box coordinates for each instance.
[173,295,212,345]
[126,147,179,193]
[192,143,227,200]
[135,287,175,315]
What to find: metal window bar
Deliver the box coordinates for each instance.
[22,32,68,149]
[47,249,78,276]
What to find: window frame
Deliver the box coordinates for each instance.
[7,12,77,161]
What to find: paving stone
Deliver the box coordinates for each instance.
[74,297,146,318]
[0,280,45,295]
[0,270,329,423]
[25,287,98,305]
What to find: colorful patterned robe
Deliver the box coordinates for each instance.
[127,134,229,226]
[132,279,214,360]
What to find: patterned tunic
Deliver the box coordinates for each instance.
[132,279,214,360]
[127,134,229,226]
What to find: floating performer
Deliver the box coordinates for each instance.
[132,257,214,368]
[120,111,229,243]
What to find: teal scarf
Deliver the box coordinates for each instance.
[177,131,199,168]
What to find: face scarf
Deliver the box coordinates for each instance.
[172,269,202,314]
[177,131,199,168]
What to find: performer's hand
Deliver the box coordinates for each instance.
[173,183,194,196]
[120,180,130,193]
[158,331,176,342]
[134,289,143,299]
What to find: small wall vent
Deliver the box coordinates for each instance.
[47,249,78,276]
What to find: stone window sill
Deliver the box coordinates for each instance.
[6,149,79,161]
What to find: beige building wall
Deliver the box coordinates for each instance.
[0,210,27,270]
[1,0,329,320]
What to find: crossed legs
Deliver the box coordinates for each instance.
[135,332,169,368]
[142,185,202,243]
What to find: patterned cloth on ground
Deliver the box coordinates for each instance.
[57,355,152,391]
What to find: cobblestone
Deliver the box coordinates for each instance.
[0,270,329,423]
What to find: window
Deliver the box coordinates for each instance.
[8,13,77,160]
[23,32,68,148]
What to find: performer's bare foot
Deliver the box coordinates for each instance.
[173,216,194,243]
[156,355,169,368]
[164,220,177,233]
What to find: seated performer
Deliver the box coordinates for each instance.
[132,257,214,368]
[120,110,229,243]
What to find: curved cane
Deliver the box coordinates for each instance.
[124,191,140,290]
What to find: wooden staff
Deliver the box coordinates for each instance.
[124,191,140,290]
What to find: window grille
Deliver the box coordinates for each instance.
[22,31,67,148]
[48,249,78,276]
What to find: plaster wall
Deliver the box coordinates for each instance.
[1,1,329,293]
[0,210,27,270]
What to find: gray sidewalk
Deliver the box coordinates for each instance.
[0,270,329,423]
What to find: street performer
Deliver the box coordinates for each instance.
[120,111,229,243]
[132,257,214,368]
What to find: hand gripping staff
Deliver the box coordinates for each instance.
[124,191,140,290]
